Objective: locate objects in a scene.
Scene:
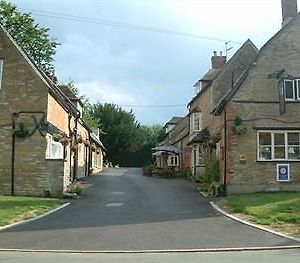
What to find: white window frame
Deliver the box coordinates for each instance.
[0,59,3,90]
[46,135,64,160]
[168,155,179,167]
[283,79,300,101]
[257,130,300,161]
[297,79,300,101]
[284,79,295,101]
[191,112,202,132]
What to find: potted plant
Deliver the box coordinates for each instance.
[60,137,70,146]
[77,135,83,144]
[83,139,90,147]
[52,133,62,142]
[13,123,29,138]
[91,144,97,152]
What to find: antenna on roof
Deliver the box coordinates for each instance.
[225,41,233,57]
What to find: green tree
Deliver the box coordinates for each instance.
[85,103,165,166]
[0,1,59,73]
[87,103,140,164]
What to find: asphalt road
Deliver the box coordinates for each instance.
[0,168,298,251]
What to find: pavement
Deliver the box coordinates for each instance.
[0,168,298,251]
[1,249,300,263]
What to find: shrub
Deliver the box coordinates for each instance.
[201,158,220,185]
[200,158,222,196]
[182,168,192,180]
[66,181,82,195]
[208,181,223,197]
[143,164,155,176]
[233,116,247,135]
[158,168,175,178]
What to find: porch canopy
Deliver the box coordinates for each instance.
[152,145,181,155]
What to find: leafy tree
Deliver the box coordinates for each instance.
[85,102,164,166]
[0,1,59,73]
[87,103,140,163]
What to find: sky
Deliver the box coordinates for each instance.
[9,0,299,125]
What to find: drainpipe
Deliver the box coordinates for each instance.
[68,114,72,183]
[88,133,92,175]
[180,140,183,170]
[223,108,227,196]
[11,113,17,196]
[72,117,79,182]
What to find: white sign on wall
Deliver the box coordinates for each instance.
[276,164,290,182]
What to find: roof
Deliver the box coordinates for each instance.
[188,39,258,110]
[196,69,222,83]
[165,116,183,125]
[212,14,300,115]
[90,132,106,151]
[152,145,181,155]
[188,69,221,107]
[187,128,210,145]
[0,23,80,118]
[169,115,189,145]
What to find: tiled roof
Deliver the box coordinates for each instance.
[212,12,300,115]
[166,116,183,125]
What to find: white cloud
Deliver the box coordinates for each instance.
[56,33,139,82]
[76,80,136,105]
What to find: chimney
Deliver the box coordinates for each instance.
[281,0,298,27]
[211,51,226,70]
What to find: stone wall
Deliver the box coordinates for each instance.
[0,27,66,196]
[224,16,300,193]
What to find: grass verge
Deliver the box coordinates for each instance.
[0,195,63,227]
[218,192,300,237]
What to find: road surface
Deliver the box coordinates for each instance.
[0,168,298,251]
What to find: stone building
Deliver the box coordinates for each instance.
[213,0,300,193]
[188,40,258,177]
[153,116,190,170]
[0,24,105,197]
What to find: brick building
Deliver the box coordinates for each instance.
[153,116,190,170]
[188,40,258,177]
[0,24,105,197]
[213,0,300,193]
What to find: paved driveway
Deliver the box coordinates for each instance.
[0,168,298,251]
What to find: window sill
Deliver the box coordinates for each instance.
[257,160,300,162]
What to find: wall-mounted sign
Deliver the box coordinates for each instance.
[240,154,246,161]
[276,164,290,182]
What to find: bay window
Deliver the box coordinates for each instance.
[168,155,179,166]
[257,131,300,161]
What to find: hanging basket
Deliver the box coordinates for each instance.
[83,139,90,146]
[77,135,83,144]
[13,123,29,138]
[70,144,78,152]
[52,134,61,142]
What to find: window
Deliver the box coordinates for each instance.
[0,59,3,90]
[284,79,300,101]
[46,135,64,159]
[257,131,300,161]
[168,155,179,166]
[191,112,202,132]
